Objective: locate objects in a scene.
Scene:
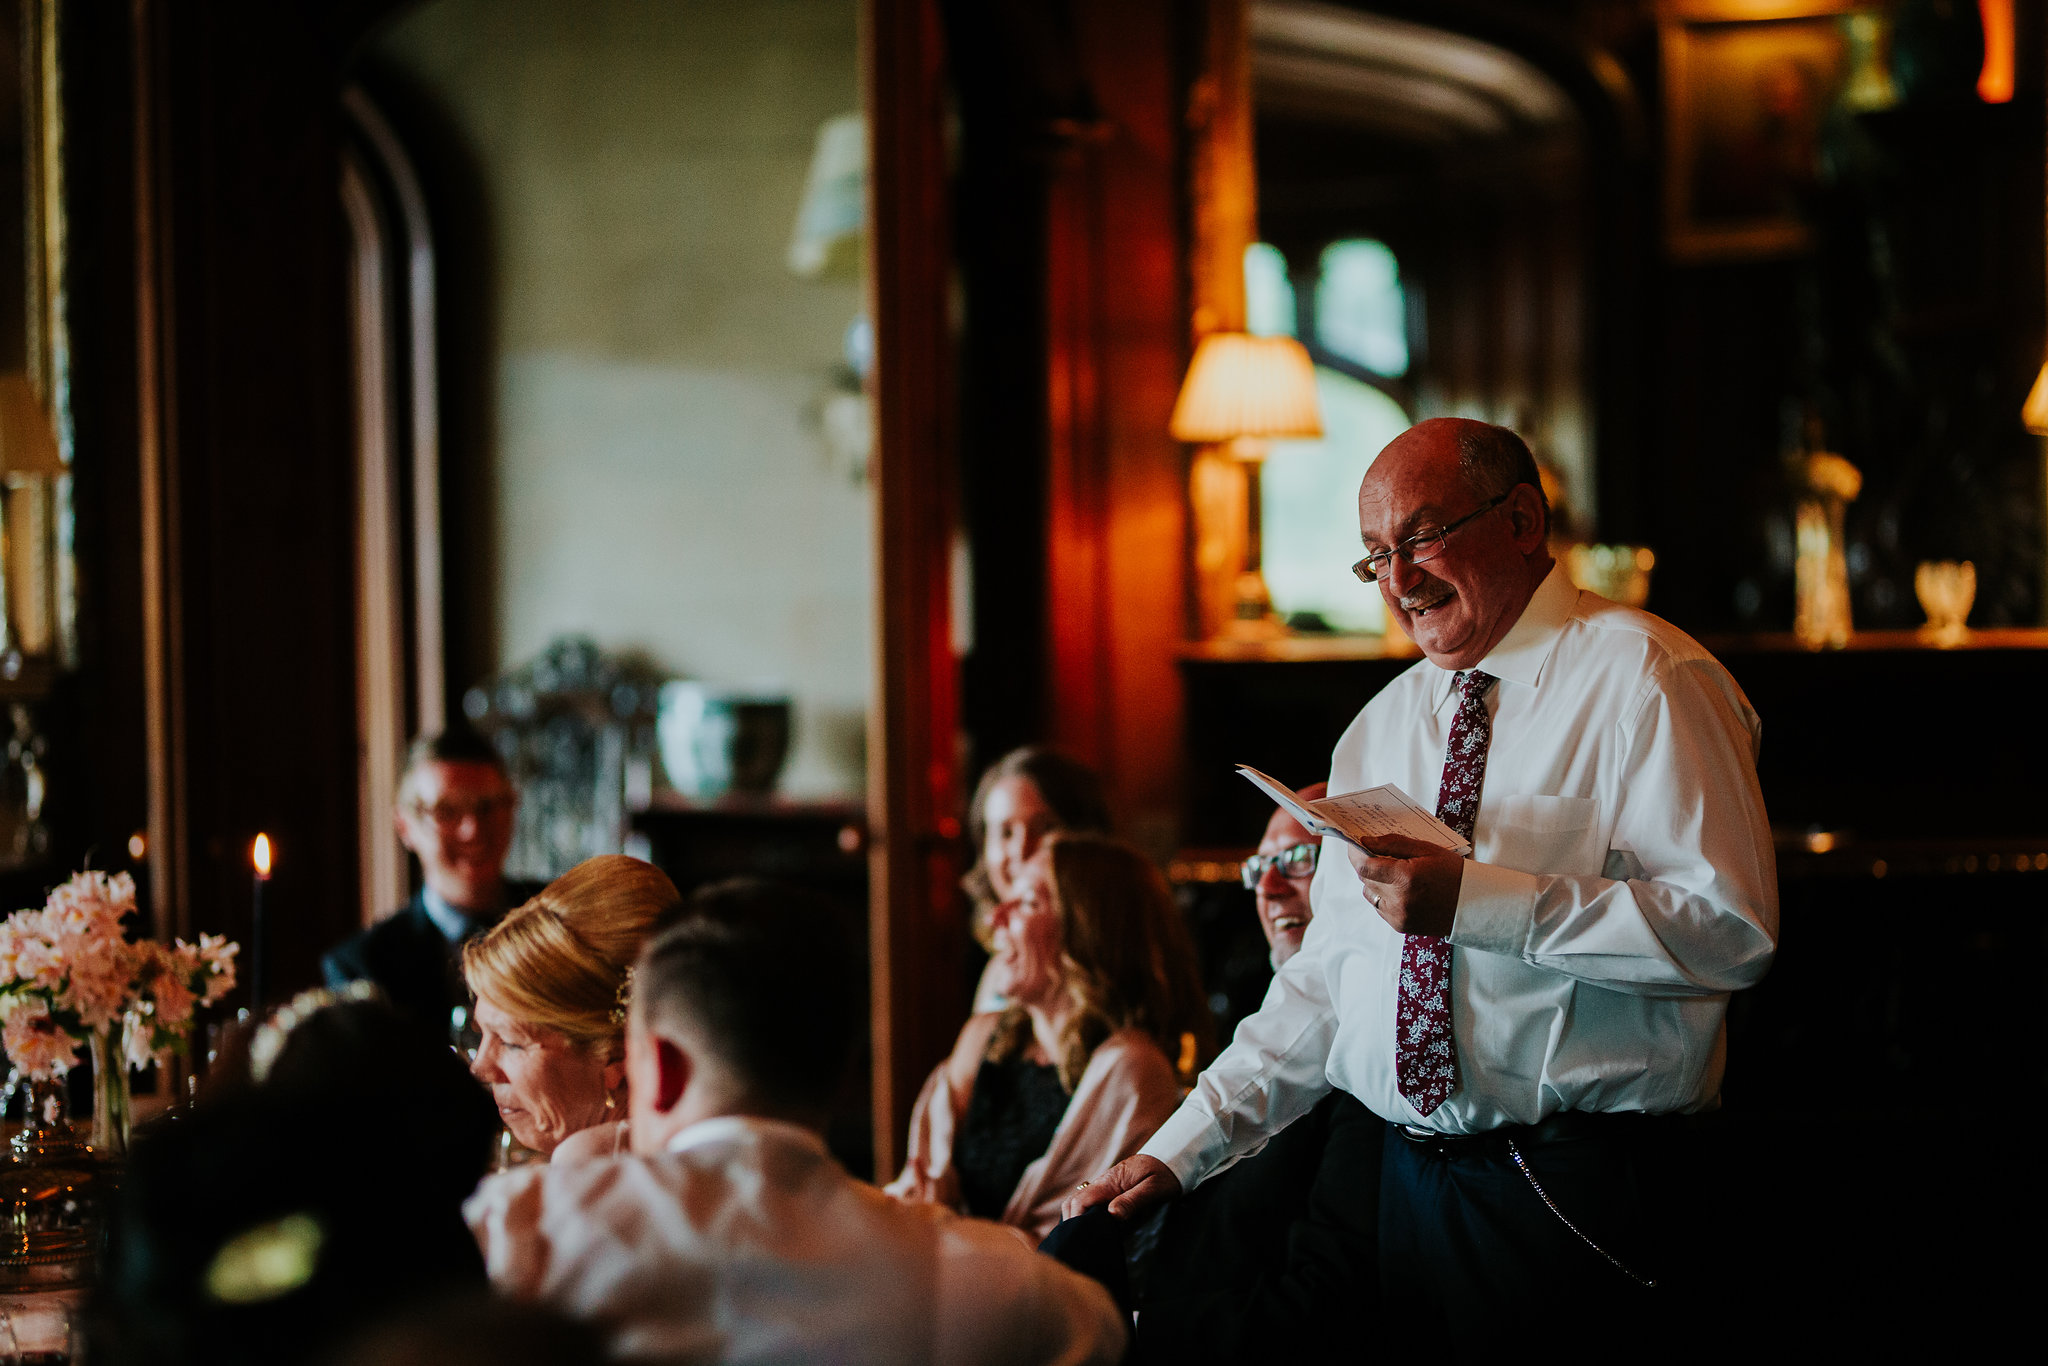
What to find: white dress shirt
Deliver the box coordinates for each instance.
[465,1114,1126,1366]
[1145,564,1779,1188]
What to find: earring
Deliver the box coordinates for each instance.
[604,1093,616,1113]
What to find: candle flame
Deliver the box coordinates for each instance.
[253,833,273,878]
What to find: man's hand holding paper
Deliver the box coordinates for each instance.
[1343,831,1465,936]
[1237,765,1471,933]
[1234,766,1471,858]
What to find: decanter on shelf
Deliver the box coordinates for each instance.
[1791,439,1862,651]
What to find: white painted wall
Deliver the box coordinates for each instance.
[374,0,869,796]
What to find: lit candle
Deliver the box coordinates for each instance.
[251,833,272,1014]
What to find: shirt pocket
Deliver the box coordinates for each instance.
[1481,795,1604,877]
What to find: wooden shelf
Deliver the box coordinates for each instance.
[1177,633,1422,663]
[1700,628,2048,654]
[1181,627,2048,663]
[630,790,864,823]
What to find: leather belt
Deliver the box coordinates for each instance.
[1395,1109,1675,1154]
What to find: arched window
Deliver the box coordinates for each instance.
[1314,239,1408,378]
[1247,240,1411,632]
[1244,241,1296,339]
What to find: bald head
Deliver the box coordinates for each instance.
[1373,419,1548,525]
[1358,419,1553,670]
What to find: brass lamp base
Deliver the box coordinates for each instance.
[1222,569,1284,642]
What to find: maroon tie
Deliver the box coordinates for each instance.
[1395,669,1495,1116]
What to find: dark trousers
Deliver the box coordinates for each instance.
[1134,1093,1383,1363]
[1380,1117,1702,1358]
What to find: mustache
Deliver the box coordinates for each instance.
[1398,586,1452,612]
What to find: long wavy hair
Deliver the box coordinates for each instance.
[987,832,1213,1091]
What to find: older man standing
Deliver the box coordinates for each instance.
[1073,419,1777,1347]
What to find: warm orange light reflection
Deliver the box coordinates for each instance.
[253,832,273,879]
[2024,361,2048,434]
[1978,0,2015,104]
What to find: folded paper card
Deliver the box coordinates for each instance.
[1237,765,1472,858]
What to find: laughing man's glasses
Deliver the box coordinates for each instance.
[409,795,514,829]
[1240,842,1319,889]
[1351,491,1511,584]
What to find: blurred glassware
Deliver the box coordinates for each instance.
[1792,449,1862,650]
[1914,560,1975,648]
[657,683,793,801]
[0,1073,108,1293]
[1564,544,1656,609]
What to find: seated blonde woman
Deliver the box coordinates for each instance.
[464,854,681,1162]
[889,832,1212,1245]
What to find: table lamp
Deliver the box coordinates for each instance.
[1171,333,1322,639]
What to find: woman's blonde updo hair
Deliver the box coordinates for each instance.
[461,854,681,1051]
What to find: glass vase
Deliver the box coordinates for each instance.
[88,1023,132,1158]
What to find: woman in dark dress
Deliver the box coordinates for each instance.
[889,833,1212,1244]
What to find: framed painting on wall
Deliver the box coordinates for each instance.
[1660,1,1862,261]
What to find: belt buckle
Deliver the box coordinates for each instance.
[1399,1124,1460,1156]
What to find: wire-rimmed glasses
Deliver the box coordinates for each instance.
[1351,491,1510,584]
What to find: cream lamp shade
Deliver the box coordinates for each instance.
[0,374,62,476]
[1170,333,1323,451]
[2024,360,2048,436]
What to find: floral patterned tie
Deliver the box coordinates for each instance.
[1395,669,1495,1117]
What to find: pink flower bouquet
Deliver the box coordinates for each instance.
[0,871,239,1080]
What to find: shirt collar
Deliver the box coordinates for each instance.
[422,883,511,943]
[419,885,472,943]
[665,1114,833,1160]
[1430,560,1579,711]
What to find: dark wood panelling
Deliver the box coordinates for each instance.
[1042,0,1194,859]
[54,0,406,1006]
[865,0,969,1175]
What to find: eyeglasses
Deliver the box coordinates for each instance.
[1239,842,1318,889]
[409,795,513,829]
[1351,491,1511,584]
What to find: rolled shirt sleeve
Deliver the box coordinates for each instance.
[1142,935,1339,1191]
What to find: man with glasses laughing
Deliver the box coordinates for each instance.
[1072,419,1777,1352]
[1242,784,1325,969]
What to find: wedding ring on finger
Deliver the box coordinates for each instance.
[1368,891,1381,907]
[1075,1181,1090,1191]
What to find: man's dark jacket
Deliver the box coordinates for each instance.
[320,883,543,1027]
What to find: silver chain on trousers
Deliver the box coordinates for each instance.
[1504,1139,1658,1289]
